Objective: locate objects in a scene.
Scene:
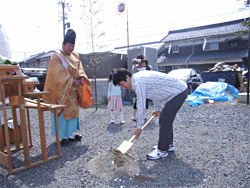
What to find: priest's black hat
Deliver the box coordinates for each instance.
[63,29,76,44]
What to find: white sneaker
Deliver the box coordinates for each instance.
[110,119,115,124]
[168,145,175,152]
[153,145,175,152]
[146,148,168,160]
[120,120,125,124]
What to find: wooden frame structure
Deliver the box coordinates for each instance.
[0,65,66,174]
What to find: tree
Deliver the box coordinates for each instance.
[73,0,115,110]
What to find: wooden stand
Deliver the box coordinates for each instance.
[0,125,22,145]
[0,65,66,174]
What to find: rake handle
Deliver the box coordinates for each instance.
[129,115,156,142]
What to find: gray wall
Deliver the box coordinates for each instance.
[91,78,128,102]
[127,47,158,72]
[87,48,159,103]
[80,53,127,79]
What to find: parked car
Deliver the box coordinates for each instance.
[21,67,47,91]
[167,68,203,94]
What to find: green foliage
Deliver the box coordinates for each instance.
[234,18,250,38]
[101,95,108,105]
[246,0,250,6]
[80,52,116,111]
[0,59,17,65]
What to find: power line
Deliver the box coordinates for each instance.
[130,10,247,31]
[11,41,61,61]
[15,10,248,56]
[76,12,246,46]
[76,11,247,47]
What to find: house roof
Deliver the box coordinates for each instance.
[19,52,46,63]
[160,49,248,64]
[160,19,248,43]
[38,51,54,59]
[111,41,164,55]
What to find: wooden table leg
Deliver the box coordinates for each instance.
[37,97,47,161]
[0,115,4,153]
[17,83,30,167]
[0,115,4,152]
[0,84,13,171]
[0,88,4,152]
[12,106,21,150]
[52,109,61,157]
[26,108,33,147]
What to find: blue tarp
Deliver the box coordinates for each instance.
[185,82,239,107]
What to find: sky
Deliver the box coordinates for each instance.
[0,0,249,61]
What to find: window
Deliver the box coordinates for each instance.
[203,42,219,51]
[229,41,238,47]
[172,45,179,53]
[158,66,165,72]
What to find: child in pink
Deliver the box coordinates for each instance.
[107,72,125,124]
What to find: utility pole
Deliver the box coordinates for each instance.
[247,25,250,105]
[117,2,129,48]
[62,0,65,38]
[58,0,71,39]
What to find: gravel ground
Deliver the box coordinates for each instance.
[0,99,250,187]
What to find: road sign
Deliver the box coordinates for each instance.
[118,2,125,14]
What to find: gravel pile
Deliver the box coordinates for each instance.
[86,148,140,180]
[0,99,249,187]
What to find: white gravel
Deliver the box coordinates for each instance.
[0,99,250,187]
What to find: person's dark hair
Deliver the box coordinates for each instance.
[136,54,144,61]
[112,68,132,86]
[142,59,148,66]
[108,71,113,82]
[142,59,151,70]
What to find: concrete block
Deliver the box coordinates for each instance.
[238,93,250,103]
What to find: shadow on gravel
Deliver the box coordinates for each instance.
[107,123,123,134]
[0,143,89,187]
[106,117,157,135]
[138,153,203,187]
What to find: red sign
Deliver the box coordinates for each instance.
[118,2,125,13]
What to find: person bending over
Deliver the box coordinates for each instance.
[112,68,188,160]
